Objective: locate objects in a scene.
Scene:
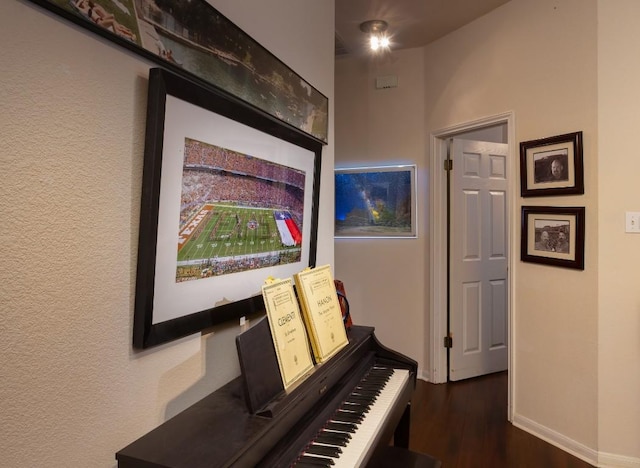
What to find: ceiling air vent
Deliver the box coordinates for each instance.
[375,75,398,89]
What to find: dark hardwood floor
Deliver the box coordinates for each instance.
[407,372,595,468]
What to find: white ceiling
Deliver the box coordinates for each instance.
[335,0,511,56]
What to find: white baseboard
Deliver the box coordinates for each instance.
[512,413,599,466]
[513,413,640,467]
[598,452,640,468]
[417,367,430,382]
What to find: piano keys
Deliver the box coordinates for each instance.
[292,367,410,467]
[116,325,417,468]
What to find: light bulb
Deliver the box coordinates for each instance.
[360,20,391,53]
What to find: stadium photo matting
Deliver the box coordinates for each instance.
[133,68,323,349]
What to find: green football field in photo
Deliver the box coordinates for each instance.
[177,204,298,263]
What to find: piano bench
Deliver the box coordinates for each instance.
[367,446,442,468]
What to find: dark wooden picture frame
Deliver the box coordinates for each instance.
[521,206,585,270]
[27,0,329,143]
[133,68,322,349]
[519,131,584,197]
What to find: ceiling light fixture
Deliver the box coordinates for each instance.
[359,20,390,52]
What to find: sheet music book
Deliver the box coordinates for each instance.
[261,277,315,389]
[294,265,349,363]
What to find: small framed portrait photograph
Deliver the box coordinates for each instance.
[519,131,584,197]
[521,206,585,270]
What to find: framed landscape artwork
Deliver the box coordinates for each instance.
[133,68,322,348]
[27,0,329,143]
[335,165,417,239]
[521,206,585,270]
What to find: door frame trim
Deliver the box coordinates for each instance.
[428,111,516,419]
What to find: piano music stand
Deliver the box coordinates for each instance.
[235,316,284,415]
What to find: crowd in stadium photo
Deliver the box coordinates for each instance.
[179,171,303,228]
[173,137,307,281]
[183,138,305,188]
[179,138,305,229]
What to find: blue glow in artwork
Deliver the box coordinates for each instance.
[335,166,416,238]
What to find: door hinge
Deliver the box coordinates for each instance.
[444,159,453,171]
[444,335,453,348]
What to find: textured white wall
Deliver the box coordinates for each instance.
[334,48,428,377]
[423,0,600,459]
[0,1,334,466]
[419,0,599,457]
[335,0,634,463]
[597,0,640,462]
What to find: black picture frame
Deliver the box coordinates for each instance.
[519,131,584,197]
[26,0,329,144]
[521,206,585,270]
[134,68,322,349]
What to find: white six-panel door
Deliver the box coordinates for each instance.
[449,139,508,381]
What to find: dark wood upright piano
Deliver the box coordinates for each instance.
[116,323,418,468]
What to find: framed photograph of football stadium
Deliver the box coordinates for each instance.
[334,165,417,238]
[133,68,322,349]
